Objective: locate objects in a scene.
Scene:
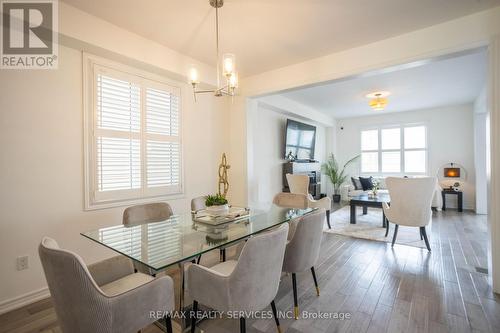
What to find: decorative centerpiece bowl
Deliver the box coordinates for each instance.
[206,204,229,215]
[205,194,229,215]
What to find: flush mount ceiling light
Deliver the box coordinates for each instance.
[366,91,391,111]
[189,0,237,101]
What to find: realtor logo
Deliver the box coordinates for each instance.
[1,0,58,69]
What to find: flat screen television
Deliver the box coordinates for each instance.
[284,119,316,161]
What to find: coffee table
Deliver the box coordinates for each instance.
[350,193,390,229]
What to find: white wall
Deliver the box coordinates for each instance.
[335,104,476,210]
[0,49,229,311]
[474,87,489,214]
[247,101,328,206]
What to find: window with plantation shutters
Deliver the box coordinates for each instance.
[84,56,182,209]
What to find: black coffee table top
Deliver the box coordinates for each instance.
[350,193,390,205]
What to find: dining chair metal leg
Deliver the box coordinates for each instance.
[220,248,226,262]
[326,210,331,229]
[420,227,431,252]
[164,314,173,333]
[419,228,423,240]
[391,224,399,247]
[385,220,390,237]
[190,300,198,333]
[178,261,186,312]
[240,317,246,333]
[270,300,282,333]
[310,267,320,296]
[292,273,299,319]
[196,255,201,264]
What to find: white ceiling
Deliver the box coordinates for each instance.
[62,0,500,77]
[279,50,487,119]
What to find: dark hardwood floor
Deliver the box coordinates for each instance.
[1,210,498,333]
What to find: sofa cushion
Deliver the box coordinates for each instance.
[351,177,362,190]
[359,176,374,191]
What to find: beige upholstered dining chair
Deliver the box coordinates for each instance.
[39,237,175,333]
[190,196,207,213]
[282,209,325,319]
[123,202,174,274]
[286,173,332,229]
[187,224,289,333]
[383,177,437,251]
[122,202,173,227]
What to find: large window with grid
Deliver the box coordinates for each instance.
[360,125,427,175]
[84,56,182,209]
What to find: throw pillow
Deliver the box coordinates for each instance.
[351,177,362,190]
[359,176,374,191]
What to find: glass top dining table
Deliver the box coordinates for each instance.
[81,204,316,272]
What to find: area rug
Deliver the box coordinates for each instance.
[325,206,430,249]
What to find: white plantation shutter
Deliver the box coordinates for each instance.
[145,88,181,194]
[88,62,182,208]
[146,88,179,136]
[96,137,141,191]
[97,75,141,132]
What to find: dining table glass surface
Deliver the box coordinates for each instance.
[81,205,315,272]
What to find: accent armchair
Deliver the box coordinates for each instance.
[272,192,308,209]
[286,173,332,228]
[39,237,175,333]
[383,177,437,251]
[187,224,289,333]
[273,192,308,240]
[282,209,325,319]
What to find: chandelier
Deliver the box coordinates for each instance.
[366,91,391,111]
[189,0,238,100]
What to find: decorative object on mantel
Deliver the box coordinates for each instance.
[286,150,297,161]
[321,153,360,203]
[189,0,238,100]
[366,91,391,111]
[218,153,230,197]
[437,162,467,189]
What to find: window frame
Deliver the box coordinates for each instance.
[360,123,428,177]
[83,53,184,210]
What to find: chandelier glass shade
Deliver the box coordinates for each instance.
[189,0,237,100]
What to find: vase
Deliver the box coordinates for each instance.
[332,194,341,203]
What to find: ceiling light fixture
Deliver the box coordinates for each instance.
[189,0,237,101]
[366,91,391,111]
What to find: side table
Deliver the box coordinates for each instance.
[442,190,463,212]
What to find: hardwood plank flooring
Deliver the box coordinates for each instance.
[1,210,499,333]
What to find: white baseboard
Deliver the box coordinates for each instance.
[0,287,50,315]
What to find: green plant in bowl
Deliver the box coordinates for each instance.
[205,194,228,207]
[205,194,229,215]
